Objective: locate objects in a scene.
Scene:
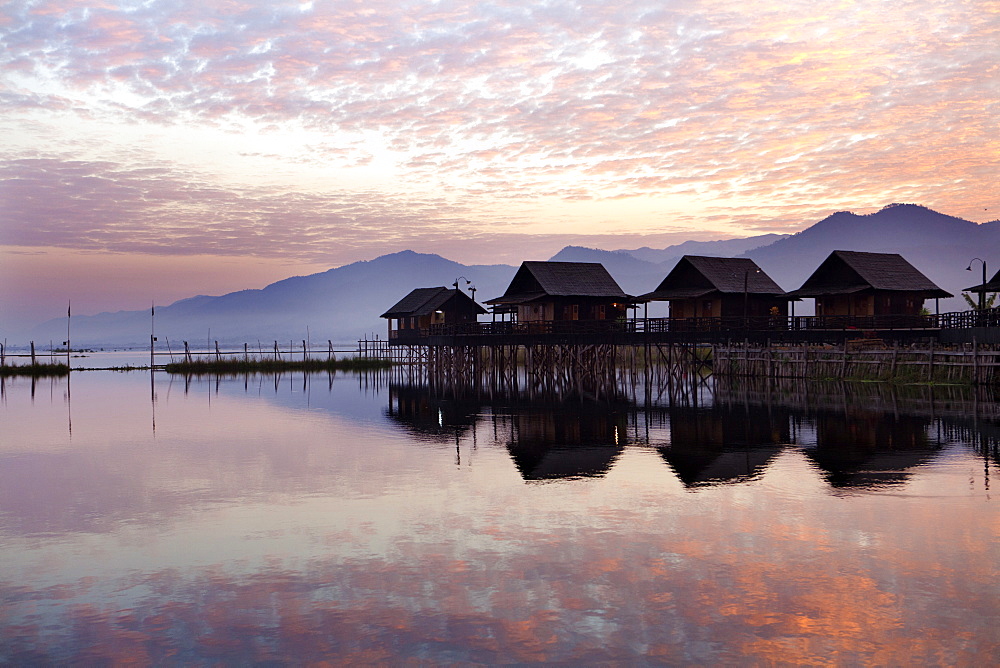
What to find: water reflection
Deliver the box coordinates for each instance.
[656,404,789,488]
[803,411,941,489]
[502,406,626,481]
[2,369,1000,663]
[386,384,480,442]
[380,373,1000,492]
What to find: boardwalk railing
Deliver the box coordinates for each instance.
[388,307,1000,342]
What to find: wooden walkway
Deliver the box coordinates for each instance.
[387,307,1000,347]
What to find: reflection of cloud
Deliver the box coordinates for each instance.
[3,376,1000,662]
[4,495,999,663]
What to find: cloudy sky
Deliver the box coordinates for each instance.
[1,0,997,329]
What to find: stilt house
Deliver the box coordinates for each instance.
[381,286,486,339]
[485,261,629,322]
[786,250,951,316]
[637,256,787,319]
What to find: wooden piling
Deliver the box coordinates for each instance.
[973,338,980,385]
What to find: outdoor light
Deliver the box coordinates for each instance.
[967,258,987,312]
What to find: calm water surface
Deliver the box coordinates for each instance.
[2,365,999,664]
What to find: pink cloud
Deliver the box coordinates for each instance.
[0,0,996,304]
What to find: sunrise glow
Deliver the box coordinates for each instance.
[1,0,997,328]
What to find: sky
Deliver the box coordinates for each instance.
[1,0,998,331]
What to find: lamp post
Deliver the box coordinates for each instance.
[453,276,471,293]
[966,258,987,312]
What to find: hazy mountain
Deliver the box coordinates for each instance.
[618,234,788,264]
[553,205,998,314]
[546,246,665,295]
[549,234,789,296]
[23,204,998,347]
[29,251,517,348]
[743,204,1000,313]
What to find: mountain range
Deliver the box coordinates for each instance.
[24,204,1000,347]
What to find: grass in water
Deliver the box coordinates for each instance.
[0,363,71,378]
[164,356,392,375]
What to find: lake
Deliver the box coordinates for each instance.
[2,363,999,664]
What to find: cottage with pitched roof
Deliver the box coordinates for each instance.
[637,256,787,319]
[381,286,486,339]
[785,250,951,316]
[485,261,629,322]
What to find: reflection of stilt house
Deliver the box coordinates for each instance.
[485,261,629,322]
[786,250,951,316]
[505,408,626,481]
[657,404,788,487]
[804,411,940,489]
[381,286,486,339]
[637,256,787,319]
[385,385,480,440]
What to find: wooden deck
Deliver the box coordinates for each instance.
[387,308,1000,346]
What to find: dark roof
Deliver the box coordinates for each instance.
[964,268,1000,293]
[640,287,716,301]
[380,287,486,318]
[637,256,786,302]
[485,261,628,304]
[486,291,547,305]
[787,250,952,298]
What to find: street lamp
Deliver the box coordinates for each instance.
[966,258,987,312]
[453,276,477,301]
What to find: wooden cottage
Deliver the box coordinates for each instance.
[637,256,787,319]
[786,250,951,316]
[381,286,486,338]
[485,261,629,322]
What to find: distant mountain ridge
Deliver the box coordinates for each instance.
[549,233,787,295]
[26,204,999,346]
[743,204,1000,311]
[30,251,517,347]
[617,234,788,264]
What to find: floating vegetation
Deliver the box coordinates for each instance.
[0,363,71,378]
[163,356,392,375]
